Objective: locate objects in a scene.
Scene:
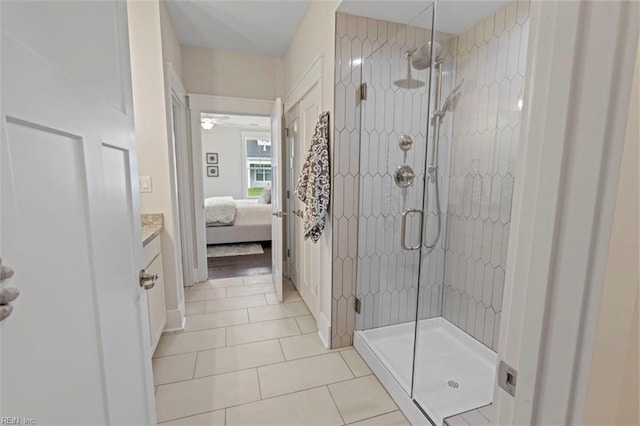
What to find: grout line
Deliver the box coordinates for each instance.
[154,350,358,388]
[276,337,288,361]
[343,409,401,425]
[255,367,263,400]
[157,369,375,423]
[326,385,347,425]
[189,293,269,309]
[292,316,303,334]
[157,409,224,425]
[158,313,299,344]
[338,350,356,377]
[192,351,199,380]
[155,323,351,359]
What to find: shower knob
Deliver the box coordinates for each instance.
[398,134,413,151]
[394,164,415,188]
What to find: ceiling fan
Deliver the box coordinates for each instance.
[201,114,230,130]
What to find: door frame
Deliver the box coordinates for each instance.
[186,95,274,282]
[494,1,639,424]
[282,56,332,346]
[166,64,194,290]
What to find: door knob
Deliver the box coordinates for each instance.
[272,211,287,218]
[139,269,158,290]
[0,258,18,322]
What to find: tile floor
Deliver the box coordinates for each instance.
[153,274,410,425]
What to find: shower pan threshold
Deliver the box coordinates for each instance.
[354,317,496,426]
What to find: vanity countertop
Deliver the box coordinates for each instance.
[141,214,163,246]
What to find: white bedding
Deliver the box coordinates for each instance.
[233,200,272,226]
[204,196,236,225]
[205,198,272,245]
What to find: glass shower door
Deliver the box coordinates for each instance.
[353,4,436,396]
[412,0,529,422]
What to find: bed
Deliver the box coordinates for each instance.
[205,197,272,245]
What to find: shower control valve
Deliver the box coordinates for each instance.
[394,164,416,188]
[398,134,413,151]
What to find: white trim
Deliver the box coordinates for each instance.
[162,63,187,317]
[163,308,186,333]
[354,333,430,426]
[283,56,323,112]
[188,94,273,116]
[188,109,208,282]
[494,1,639,424]
[316,312,332,349]
[187,95,276,282]
[166,63,196,292]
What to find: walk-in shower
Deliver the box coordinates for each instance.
[347,0,530,424]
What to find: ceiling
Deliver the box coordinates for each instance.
[201,113,270,130]
[164,0,312,57]
[337,0,509,35]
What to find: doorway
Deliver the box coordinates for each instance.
[198,113,274,280]
[283,81,323,321]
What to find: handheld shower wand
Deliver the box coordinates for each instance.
[424,64,465,250]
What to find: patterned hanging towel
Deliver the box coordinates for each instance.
[294,111,330,243]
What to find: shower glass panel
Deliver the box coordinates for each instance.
[353,0,529,424]
[354,4,435,396]
[412,0,528,423]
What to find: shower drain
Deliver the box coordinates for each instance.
[445,380,462,391]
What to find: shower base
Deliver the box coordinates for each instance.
[354,317,496,425]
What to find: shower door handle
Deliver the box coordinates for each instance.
[401,209,423,251]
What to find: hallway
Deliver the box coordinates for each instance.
[152,275,410,425]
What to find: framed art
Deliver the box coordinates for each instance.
[207,166,219,178]
[206,152,218,164]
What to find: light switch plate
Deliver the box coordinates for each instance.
[139,176,152,193]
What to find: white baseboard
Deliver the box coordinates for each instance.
[354,332,432,426]
[164,308,186,332]
[317,312,331,349]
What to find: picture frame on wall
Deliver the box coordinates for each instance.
[206,152,218,164]
[207,166,219,178]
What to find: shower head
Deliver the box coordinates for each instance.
[440,79,465,112]
[410,41,442,70]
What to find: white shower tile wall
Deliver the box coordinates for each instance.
[332,11,450,347]
[441,0,530,351]
[417,30,456,323]
[332,12,369,348]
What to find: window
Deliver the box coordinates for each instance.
[250,163,272,182]
[243,134,272,197]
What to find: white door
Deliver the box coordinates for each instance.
[285,104,302,286]
[294,83,323,318]
[271,98,284,301]
[0,2,154,424]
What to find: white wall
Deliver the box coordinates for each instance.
[282,0,339,346]
[183,46,282,99]
[283,1,338,113]
[201,126,268,200]
[159,1,183,79]
[128,0,185,326]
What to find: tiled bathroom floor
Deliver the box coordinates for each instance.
[153,274,410,425]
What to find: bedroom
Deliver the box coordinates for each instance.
[201,113,274,279]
